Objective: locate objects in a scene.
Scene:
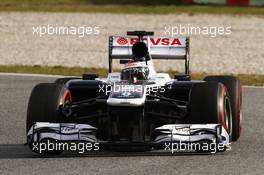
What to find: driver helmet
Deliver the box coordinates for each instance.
[121,61,149,83]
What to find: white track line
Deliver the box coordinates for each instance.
[0,72,66,78]
[0,72,263,88]
[243,85,264,89]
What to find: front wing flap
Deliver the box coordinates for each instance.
[27,122,230,152]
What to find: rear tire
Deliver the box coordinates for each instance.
[204,76,242,141]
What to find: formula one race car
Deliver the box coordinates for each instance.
[26,31,242,154]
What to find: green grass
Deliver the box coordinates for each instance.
[0,0,264,15]
[0,65,108,77]
[0,65,263,86]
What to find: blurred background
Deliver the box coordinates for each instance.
[0,0,264,85]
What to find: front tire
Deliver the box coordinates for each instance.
[26,83,65,155]
[204,76,242,141]
[26,83,64,131]
[189,82,232,139]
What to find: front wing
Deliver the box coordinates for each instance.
[27,122,230,153]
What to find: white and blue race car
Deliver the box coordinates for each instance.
[26,31,242,154]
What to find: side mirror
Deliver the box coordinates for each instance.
[174,74,191,81]
[82,74,98,80]
[120,59,130,64]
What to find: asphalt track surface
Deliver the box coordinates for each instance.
[0,74,263,175]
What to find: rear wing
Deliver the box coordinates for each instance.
[108,36,190,74]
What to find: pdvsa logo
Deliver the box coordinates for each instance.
[117,37,128,45]
[116,37,182,46]
[130,38,182,46]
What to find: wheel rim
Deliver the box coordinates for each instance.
[220,87,232,136]
[224,96,232,135]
